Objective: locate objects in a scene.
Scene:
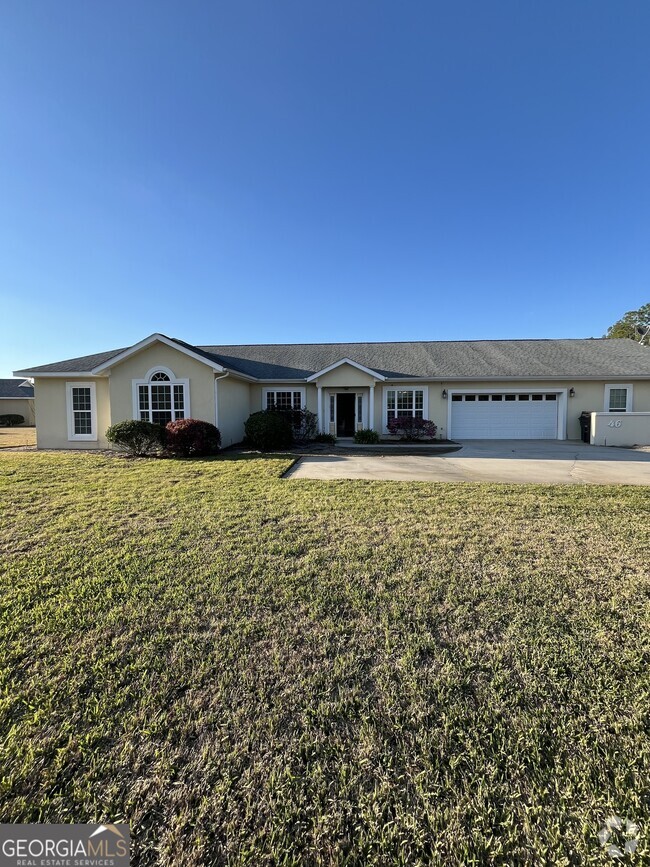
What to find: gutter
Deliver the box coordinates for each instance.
[213,372,229,429]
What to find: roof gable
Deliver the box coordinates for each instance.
[0,379,34,398]
[91,333,227,374]
[306,357,386,381]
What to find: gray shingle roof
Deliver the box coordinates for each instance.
[14,348,128,375]
[0,378,34,398]
[199,338,650,379]
[14,338,650,380]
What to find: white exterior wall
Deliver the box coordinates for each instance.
[590,413,650,447]
[0,398,35,425]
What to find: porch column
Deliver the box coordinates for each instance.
[369,384,375,430]
[317,385,323,433]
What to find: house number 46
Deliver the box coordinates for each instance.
[608,419,622,428]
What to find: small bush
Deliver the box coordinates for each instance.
[292,408,318,443]
[0,414,24,427]
[387,417,438,441]
[244,411,293,451]
[165,419,221,458]
[354,428,380,444]
[267,405,318,444]
[106,420,165,456]
[313,433,337,444]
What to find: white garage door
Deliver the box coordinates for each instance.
[450,393,559,439]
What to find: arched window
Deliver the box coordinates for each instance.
[133,367,189,425]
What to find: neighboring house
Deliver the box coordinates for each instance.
[0,379,35,425]
[13,333,650,449]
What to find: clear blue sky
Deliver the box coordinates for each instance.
[1,1,649,376]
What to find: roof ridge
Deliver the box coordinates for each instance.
[198,337,605,349]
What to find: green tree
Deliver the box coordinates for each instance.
[605,303,650,344]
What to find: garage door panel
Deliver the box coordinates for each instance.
[451,394,559,439]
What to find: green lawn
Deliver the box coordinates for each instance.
[1,452,649,865]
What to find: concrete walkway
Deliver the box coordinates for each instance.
[284,440,650,484]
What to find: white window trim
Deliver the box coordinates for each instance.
[604,383,633,413]
[66,381,97,442]
[382,386,428,432]
[446,388,567,440]
[325,389,367,434]
[262,387,306,410]
[132,367,190,422]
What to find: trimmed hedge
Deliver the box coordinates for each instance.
[165,419,221,458]
[0,414,24,427]
[244,411,293,451]
[387,417,438,441]
[106,420,165,456]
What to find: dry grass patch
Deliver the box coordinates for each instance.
[0,426,36,448]
[1,452,650,865]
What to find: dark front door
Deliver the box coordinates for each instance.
[336,393,356,437]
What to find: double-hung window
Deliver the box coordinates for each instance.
[263,389,305,411]
[605,384,633,413]
[385,387,426,425]
[66,382,97,441]
[134,369,189,425]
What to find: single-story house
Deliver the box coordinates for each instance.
[0,378,35,425]
[13,333,650,449]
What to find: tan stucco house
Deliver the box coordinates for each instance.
[13,333,650,449]
[0,379,35,425]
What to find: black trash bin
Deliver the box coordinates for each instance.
[579,411,591,443]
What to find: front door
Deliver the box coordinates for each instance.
[336,393,356,437]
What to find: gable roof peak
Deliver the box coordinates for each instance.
[90,333,227,375]
[305,357,386,382]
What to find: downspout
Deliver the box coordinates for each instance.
[214,372,229,429]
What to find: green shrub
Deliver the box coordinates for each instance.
[291,408,318,443]
[267,405,318,444]
[354,428,380,444]
[165,419,221,458]
[106,420,165,456]
[0,414,24,427]
[313,433,337,444]
[244,411,293,451]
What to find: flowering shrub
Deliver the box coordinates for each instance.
[387,417,437,441]
[165,419,221,457]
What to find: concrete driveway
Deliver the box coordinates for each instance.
[284,440,650,484]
